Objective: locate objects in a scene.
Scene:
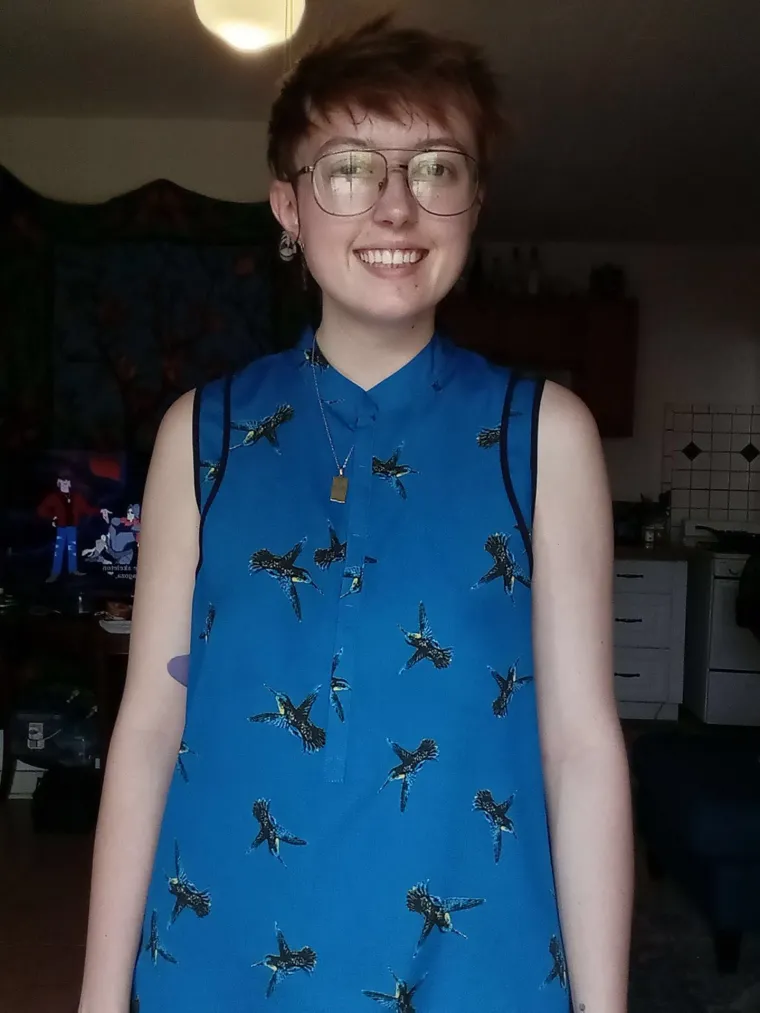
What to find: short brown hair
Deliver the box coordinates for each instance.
[267,15,507,181]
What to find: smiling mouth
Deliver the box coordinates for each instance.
[355,249,427,266]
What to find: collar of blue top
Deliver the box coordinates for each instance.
[296,325,459,426]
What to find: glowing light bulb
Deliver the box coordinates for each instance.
[194,0,306,53]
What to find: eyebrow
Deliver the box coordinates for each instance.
[316,135,469,155]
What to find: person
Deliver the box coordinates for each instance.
[78,16,633,1013]
[36,473,108,582]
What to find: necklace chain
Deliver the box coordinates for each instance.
[310,336,354,476]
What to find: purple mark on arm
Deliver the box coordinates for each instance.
[167,654,190,687]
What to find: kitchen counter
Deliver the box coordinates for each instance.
[614,544,696,562]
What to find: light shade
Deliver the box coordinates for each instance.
[194,0,306,53]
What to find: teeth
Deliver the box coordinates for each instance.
[357,249,424,266]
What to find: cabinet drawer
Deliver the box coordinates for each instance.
[706,671,760,726]
[614,560,675,595]
[613,648,670,702]
[613,593,671,647]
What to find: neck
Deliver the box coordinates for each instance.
[315,298,436,390]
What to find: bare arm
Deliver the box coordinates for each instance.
[532,382,634,1013]
[79,391,199,1013]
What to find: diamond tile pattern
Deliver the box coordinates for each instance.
[680,441,703,462]
[663,405,760,528]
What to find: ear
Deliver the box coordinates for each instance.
[270,179,300,238]
[470,188,485,234]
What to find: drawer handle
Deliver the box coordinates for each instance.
[617,573,644,579]
[615,672,641,679]
[615,617,643,624]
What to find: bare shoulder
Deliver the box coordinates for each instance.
[533,380,611,561]
[537,380,602,463]
[142,390,197,508]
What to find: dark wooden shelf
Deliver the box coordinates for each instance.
[438,294,638,438]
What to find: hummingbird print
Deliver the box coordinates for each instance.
[313,522,346,570]
[166,841,211,925]
[406,882,484,953]
[372,445,418,499]
[144,910,177,965]
[249,538,320,621]
[329,649,350,722]
[543,934,569,990]
[340,555,377,598]
[249,799,307,863]
[472,533,531,598]
[249,686,327,752]
[198,603,215,641]
[473,789,517,862]
[380,738,439,812]
[399,602,453,673]
[490,660,533,718]
[253,924,317,998]
[362,969,426,1012]
[230,403,294,452]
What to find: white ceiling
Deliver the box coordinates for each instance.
[2,0,759,240]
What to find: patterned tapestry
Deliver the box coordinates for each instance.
[0,168,312,454]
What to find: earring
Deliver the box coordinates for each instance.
[278,230,298,262]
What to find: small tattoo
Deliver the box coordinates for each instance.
[579,1005,586,1012]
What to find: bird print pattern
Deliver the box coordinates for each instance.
[340,555,377,598]
[329,649,350,722]
[372,445,418,499]
[230,403,294,452]
[198,603,215,641]
[249,799,307,863]
[406,883,485,952]
[313,522,347,570]
[133,339,567,1010]
[490,660,534,718]
[473,789,517,862]
[381,738,438,812]
[472,532,531,598]
[199,459,220,483]
[362,970,426,1011]
[253,925,317,998]
[543,935,569,990]
[249,686,327,753]
[166,842,211,924]
[176,740,194,783]
[145,910,177,965]
[249,538,320,621]
[399,602,453,673]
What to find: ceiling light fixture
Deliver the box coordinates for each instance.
[194,0,305,54]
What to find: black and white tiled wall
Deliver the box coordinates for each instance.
[662,404,760,531]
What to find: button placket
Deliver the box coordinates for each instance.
[323,408,375,784]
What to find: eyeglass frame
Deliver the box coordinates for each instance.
[291,148,481,218]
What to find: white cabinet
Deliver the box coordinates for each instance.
[613,557,688,720]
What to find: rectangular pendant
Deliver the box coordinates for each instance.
[330,474,348,503]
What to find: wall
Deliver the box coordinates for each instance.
[486,243,760,501]
[2,119,760,503]
[0,116,270,203]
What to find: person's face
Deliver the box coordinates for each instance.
[270,106,481,330]
[126,508,134,521]
[57,478,71,494]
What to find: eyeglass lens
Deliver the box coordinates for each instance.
[312,150,478,217]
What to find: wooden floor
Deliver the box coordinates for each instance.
[0,801,91,1012]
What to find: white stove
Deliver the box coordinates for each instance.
[681,521,760,725]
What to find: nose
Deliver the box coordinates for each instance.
[372,166,418,228]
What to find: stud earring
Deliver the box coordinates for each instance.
[278,230,298,262]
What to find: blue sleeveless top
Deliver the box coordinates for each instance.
[132,329,570,1013]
